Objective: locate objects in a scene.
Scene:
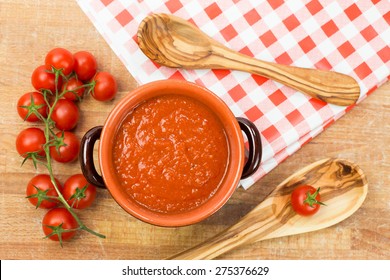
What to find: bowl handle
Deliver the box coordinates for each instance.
[79,126,106,188]
[237,117,262,179]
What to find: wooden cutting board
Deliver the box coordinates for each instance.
[0,0,389,259]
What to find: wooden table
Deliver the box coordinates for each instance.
[1,0,389,260]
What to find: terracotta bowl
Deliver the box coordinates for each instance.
[80,80,261,226]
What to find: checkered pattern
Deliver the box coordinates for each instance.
[77,0,390,189]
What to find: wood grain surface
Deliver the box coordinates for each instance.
[138,13,360,106]
[170,159,368,260]
[0,0,389,260]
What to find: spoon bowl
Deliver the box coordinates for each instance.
[169,158,368,259]
[138,14,361,106]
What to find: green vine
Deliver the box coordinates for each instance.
[23,67,105,242]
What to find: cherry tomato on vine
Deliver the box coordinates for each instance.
[31,65,62,93]
[62,174,97,209]
[16,127,46,157]
[49,131,80,163]
[73,51,97,81]
[61,77,85,101]
[291,185,325,216]
[45,47,74,76]
[91,71,117,101]
[26,174,62,209]
[17,92,48,122]
[42,208,78,243]
[51,99,79,131]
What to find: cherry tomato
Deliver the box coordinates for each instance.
[291,185,325,216]
[49,131,80,163]
[91,72,117,101]
[26,174,61,209]
[73,51,97,81]
[62,174,97,209]
[45,47,74,76]
[51,99,79,131]
[16,127,46,157]
[61,77,85,101]
[31,65,62,93]
[17,92,48,122]
[42,208,78,242]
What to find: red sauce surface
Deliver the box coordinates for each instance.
[113,95,229,214]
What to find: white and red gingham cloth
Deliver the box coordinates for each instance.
[77,0,389,189]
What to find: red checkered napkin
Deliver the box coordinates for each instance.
[77,0,389,189]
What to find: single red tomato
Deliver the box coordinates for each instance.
[51,99,79,131]
[62,174,97,209]
[26,174,62,209]
[16,127,46,157]
[17,92,48,122]
[91,72,117,101]
[49,131,80,163]
[45,47,74,76]
[73,51,97,81]
[31,65,62,93]
[291,185,325,216]
[61,77,85,101]
[42,208,78,242]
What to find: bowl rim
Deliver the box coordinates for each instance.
[99,79,245,226]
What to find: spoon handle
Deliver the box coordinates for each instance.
[169,201,277,260]
[209,45,360,106]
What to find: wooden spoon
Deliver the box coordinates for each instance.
[138,14,360,106]
[169,158,367,259]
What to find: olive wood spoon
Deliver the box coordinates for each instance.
[138,14,360,106]
[169,158,367,259]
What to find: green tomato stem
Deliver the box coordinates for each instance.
[303,187,326,208]
[40,67,105,240]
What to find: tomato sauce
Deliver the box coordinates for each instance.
[113,95,229,214]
